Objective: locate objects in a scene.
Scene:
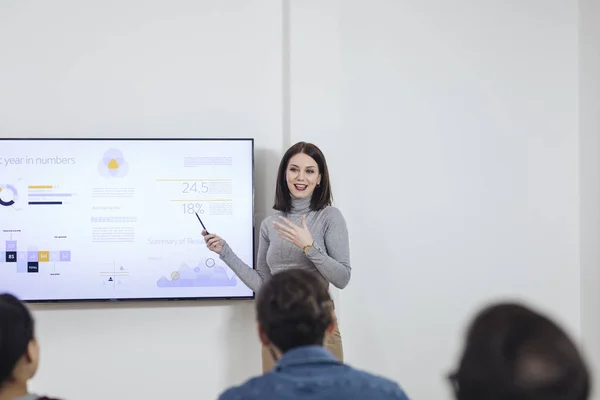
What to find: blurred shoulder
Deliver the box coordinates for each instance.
[345,368,410,399]
[218,375,268,400]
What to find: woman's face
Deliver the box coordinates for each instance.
[286,153,321,199]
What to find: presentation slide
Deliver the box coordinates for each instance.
[0,138,255,301]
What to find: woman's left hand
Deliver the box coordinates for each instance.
[274,215,314,249]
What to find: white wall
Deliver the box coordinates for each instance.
[0,1,283,399]
[290,1,580,399]
[580,0,600,398]
[0,1,591,400]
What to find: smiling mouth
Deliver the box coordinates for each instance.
[294,184,308,191]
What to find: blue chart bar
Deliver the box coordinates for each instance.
[28,193,72,197]
[28,201,62,205]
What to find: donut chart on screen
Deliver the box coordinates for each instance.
[0,138,255,302]
[0,184,18,207]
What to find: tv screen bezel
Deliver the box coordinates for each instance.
[0,137,256,303]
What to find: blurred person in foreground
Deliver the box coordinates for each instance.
[218,269,410,400]
[449,302,590,400]
[0,293,61,400]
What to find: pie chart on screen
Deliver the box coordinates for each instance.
[0,184,18,207]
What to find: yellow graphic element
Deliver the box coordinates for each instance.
[28,185,52,189]
[38,251,50,262]
[171,271,181,281]
[0,187,2,192]
[107,159,119,170]
[99,149,128,178]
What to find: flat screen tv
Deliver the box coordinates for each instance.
[0,138,255,302]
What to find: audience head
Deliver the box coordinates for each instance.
[450,302,590,400]
[0,293,40,388]
[274,141,332,212]
[256,269,335,354]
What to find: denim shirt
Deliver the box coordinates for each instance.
[218,346,410,400]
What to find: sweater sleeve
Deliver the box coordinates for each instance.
[218,219,272,293]
[305,207,352,289]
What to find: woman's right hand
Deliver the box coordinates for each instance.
[202,230,224,254]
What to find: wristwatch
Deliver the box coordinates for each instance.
[303,242,313,254]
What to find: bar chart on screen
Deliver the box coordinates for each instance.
[26,184,77,206]
[0,231,72,275]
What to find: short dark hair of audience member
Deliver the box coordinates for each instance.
[0,293,60,400]
[449,302,590,400]
[256,269,335,356]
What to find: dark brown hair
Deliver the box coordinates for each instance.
[0,293,35,385]
[450,303,590,400]
[273,142,333,212]
[256,269,334,353]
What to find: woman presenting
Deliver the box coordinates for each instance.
[202,141,351,372]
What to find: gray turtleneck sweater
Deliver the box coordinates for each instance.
[219,196,351,292]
